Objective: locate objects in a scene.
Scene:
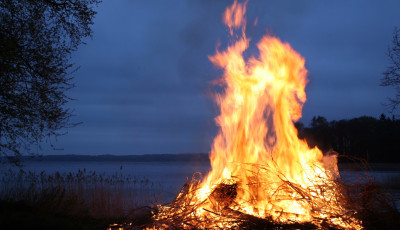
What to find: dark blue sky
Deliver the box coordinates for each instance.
[46,0,400,155]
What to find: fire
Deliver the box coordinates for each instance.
[153,1,361,229]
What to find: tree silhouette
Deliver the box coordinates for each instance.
[381,27,400,114]
[0,0,100,163]
[301,116,332,152]
[297,115,400,163]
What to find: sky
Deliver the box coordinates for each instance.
[45,0,400,155]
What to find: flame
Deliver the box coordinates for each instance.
[154,1,361,229]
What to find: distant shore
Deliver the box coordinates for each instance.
[15,153,210,163]
[9,154,399,171]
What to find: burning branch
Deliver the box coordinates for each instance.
[132,1,399,229]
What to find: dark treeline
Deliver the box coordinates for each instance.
[14,153,210,163]
[296,114,400,163]
[9,115,400,164]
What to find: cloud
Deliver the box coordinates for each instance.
[48,0,400,155]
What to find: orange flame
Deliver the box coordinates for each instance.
[223,0,247,36]
[198,0,357,226]
[155,1,361,228]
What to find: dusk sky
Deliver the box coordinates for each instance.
[46,0,400,155]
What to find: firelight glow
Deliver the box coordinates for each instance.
[154,1,362,228]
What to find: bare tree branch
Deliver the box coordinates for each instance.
[381,27,400,114]
[0,0,101,164]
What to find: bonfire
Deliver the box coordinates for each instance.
[137,1,397,229]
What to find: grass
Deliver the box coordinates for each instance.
[1,162,399,229]
[0,199,107,230]
[0,168,162,230]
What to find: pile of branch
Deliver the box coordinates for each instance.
[127,168,399,229]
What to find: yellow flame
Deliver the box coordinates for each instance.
[196,0,358,227]
[155,1,361,229]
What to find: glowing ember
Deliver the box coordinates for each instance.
[153,1,361,229]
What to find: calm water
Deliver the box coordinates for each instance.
[2,161,211,203]
[2,161,399,207]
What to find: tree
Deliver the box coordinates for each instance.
[0,0,100,163]
[381,27,400,114]
[310,116,328,129]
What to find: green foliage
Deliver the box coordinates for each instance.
[0,0,100,163]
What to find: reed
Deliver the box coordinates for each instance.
[0,168,161,220]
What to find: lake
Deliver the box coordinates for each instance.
[1,160,211,203]
[1,159,399,208]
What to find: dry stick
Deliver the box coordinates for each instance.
[152,159,376,229]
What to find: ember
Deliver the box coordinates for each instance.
[150,0,364,229]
